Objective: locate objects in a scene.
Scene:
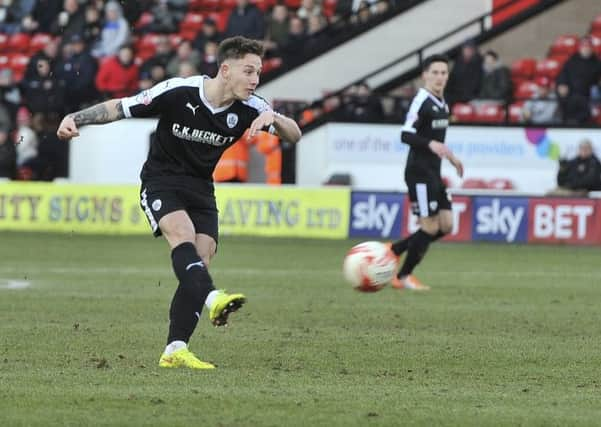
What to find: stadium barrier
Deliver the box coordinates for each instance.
[1,182,599,245]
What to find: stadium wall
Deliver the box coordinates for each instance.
[0,182,599,245]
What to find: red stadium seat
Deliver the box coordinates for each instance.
[262,57,282,74]
[180,12,204,33]
[136,33,161,60]
[253,0,277,12]
[590,34,601,57]
[29,33,52,54]
[508,102,524,123]
[514,80,538,100]
[451,103,475,122]
[535,57,563,80]
[207,11,230,33]
[510,58,536,82]
[0,33,9,52]
[169,34,183,48]
[488,178,515,190]
[461,178,488,189]
[285,0,303,8]
[323,0,338,17]
[134,12,154,30]
[7,33,31,53]
[548,34,579,57]
[9,54,29,81]
[591,105,601,125]
[473,103,506,123]
[591,14,601,34]
[0,55,9,68]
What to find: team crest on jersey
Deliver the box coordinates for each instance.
[152,199,162,211]
[429,201,438,211]
[136,90,152,106]
[226,113,238,128]
[433,105,439,112]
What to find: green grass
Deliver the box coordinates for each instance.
[1,232,601,426]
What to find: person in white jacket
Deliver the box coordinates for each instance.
[91,1,130,58]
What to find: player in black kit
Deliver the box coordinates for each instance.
[56,37,302,369]
[389,54,463,291]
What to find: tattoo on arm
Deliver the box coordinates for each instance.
[69,101,125,126]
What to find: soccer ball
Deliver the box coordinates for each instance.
[342,241,397,292]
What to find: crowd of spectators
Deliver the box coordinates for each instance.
[0,0,399,180]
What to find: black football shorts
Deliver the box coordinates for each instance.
[406,175,452,217]
[139,176,219,242]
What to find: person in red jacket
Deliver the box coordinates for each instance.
[95,45,139,99]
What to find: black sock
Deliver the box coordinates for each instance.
[391,235,412,256]
[398,230,435,277]
[167,242,215,344]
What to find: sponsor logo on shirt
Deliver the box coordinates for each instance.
[172,123,235,146]
[432,119,449,129]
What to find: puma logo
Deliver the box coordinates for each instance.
[186,102,200,115]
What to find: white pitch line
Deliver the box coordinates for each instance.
[0,279,31,290]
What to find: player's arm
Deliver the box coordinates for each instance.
[248,110,301,143]
[57,99,125,140]
[400,103,451,156]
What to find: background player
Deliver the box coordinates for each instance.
[389,54,463,291]
[56,36,302,369]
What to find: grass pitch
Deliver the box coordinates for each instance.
[1,232,601,426]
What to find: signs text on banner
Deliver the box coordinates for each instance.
[348,192,403,239]
[402,194,472,242]
[528,198,600,244]
[215,185,350,239]
[472,197,529,243]
[0,182,147,234]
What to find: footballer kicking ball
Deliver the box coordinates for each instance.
[342,241,397,292]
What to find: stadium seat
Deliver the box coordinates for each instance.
[7,33,30,53]
[136,33,161,60]
[323,0,338,17]
[591,14,601,34]
[461,178,488,189]
[508,102,524,123]
[591,105,601,125]
[180,12,204,34]
[207,11,230,33]
[590,34,601,56]
[510,58,536,82]
[451,103,475,122]
[514,80,538,100]
[134,11,154,30]
[548,34,579,57]
[0,55,9,68]
[535,58,563,80]
[29,33,52,54]
[285,0,303,8]
[0,33,9,52]
[488,178,515,190]
[473,103,506,123]
[262,57,282,74]
[9,54,30,81]
[169,34,183,48]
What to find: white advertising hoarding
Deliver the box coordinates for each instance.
[298,123,601,194]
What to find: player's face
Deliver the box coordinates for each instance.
[423,62,449,96]
[225,53,262,100]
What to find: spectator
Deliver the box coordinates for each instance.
[477,50,511,103]
[26,0,63,33]
[95,45,139,99]
[138,0,183,34]
[192,17,221,54]
[264,4,290,56]
[547,139,601,197]
[0,0,36,33]
[297,0,323,20]
[25,36,61,81]
[0,69,21,122]
[0,126,16,179]
[280,16,305,60]
[177,61,198,79]
[54,33,99,112]
[556,37,601,125]
[15,107,38,171]
[198,41,218,77]
[225,0,265,40]
[353,1,373,24]
[20,57,65,117]
[303,14,328,56]
[521,77,559,125]
[140,35,173,76]
[91,1,130,58]
[446,40,483,106]
[166,40,201,78]
[50,0,86,39]
[82,4,102,46]
[138,70,154,91]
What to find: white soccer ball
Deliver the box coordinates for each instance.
[342,241,397,292]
